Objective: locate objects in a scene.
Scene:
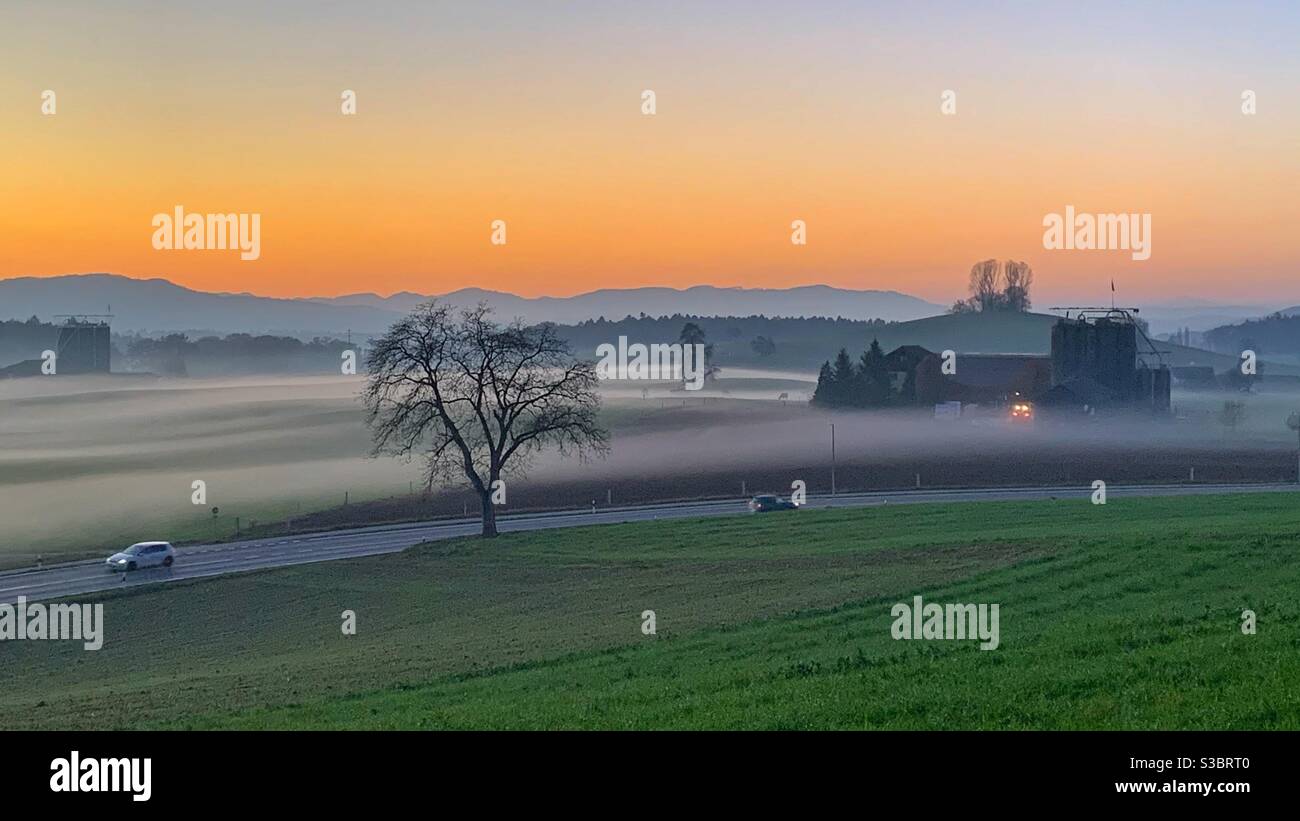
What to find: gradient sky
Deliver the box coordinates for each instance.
[3,0,1299,306]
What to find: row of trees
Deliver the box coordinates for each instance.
[558,314,889,369]
[121,332,362,376]
[0,316,60,367]
[123,332,355,358]
[2,320,363,375]
[950,259,1034,314]
[811,340,893,408]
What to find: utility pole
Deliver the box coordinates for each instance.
[1289,414,1300,485]
[830,423,837,495]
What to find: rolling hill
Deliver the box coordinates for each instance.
[312,284,943,325]
[560,310,1300,375]
[3,274,1289,376]
[0,274,402,336]
[0,274,942,335]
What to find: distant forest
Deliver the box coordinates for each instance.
[0,317,58,367]
[0,313,920,376]
[553,314,898,371]
[3,310,1064,377]
[0,317,358,376]
[117,333,359,376]
[1204,312,1300,359]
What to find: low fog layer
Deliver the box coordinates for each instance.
[558,391,1295,482]
[1,371,1296,561]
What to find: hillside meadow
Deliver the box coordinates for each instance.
[1,493,1296,729]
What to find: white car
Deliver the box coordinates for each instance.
[105,541,175,572]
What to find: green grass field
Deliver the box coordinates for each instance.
[3,493,1299,730]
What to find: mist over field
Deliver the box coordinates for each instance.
[0,375,390,559]
[3,370,1298,565]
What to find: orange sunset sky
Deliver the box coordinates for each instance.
[3,1,1299,306]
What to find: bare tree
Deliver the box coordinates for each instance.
[1218,400,1246,434]
[949,259,1033,313]
[363,302,609,537]
[1002,260,1034,312]
[678,321,719,382]
[968,259,1003,312]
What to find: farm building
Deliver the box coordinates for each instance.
[54,317,112,374]
[1045,312,1170,413]
[908,351,1051,405]
[0,316,112,377]
[884,309,1171,413]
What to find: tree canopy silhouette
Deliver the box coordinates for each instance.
[363,302,608,537]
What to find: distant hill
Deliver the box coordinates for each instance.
[0,274,403,336]
[1129,303,1281,336]
[312,284,943,324]
[1144,338,1299,375]
[7,274,1287,377]
[0,274,942,336]
[867,311,1058,356]
[554,310,1300,376]
[554,311,1058,373]
[875,313,1300,375]
[1204,312,1300,360]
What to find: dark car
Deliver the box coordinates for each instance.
[748,494,798,513]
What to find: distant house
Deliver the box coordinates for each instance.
[858,314,1171,413]
[882,345,934,401]
[935,353,1051,404]
[0,358,43,378]
[889,345,1050,405]
[54,319,112,374]
[1170,365,1216,389]
[0,317,113,378]
[1037,376,1119,408]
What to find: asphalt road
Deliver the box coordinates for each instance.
[2,481,1296,604]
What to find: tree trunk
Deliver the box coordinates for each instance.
[479,490,498,538]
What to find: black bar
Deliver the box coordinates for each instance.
[6,730,1281,807]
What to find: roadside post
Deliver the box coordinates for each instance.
[1288,413,1300,484]
[830,423,837,496]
